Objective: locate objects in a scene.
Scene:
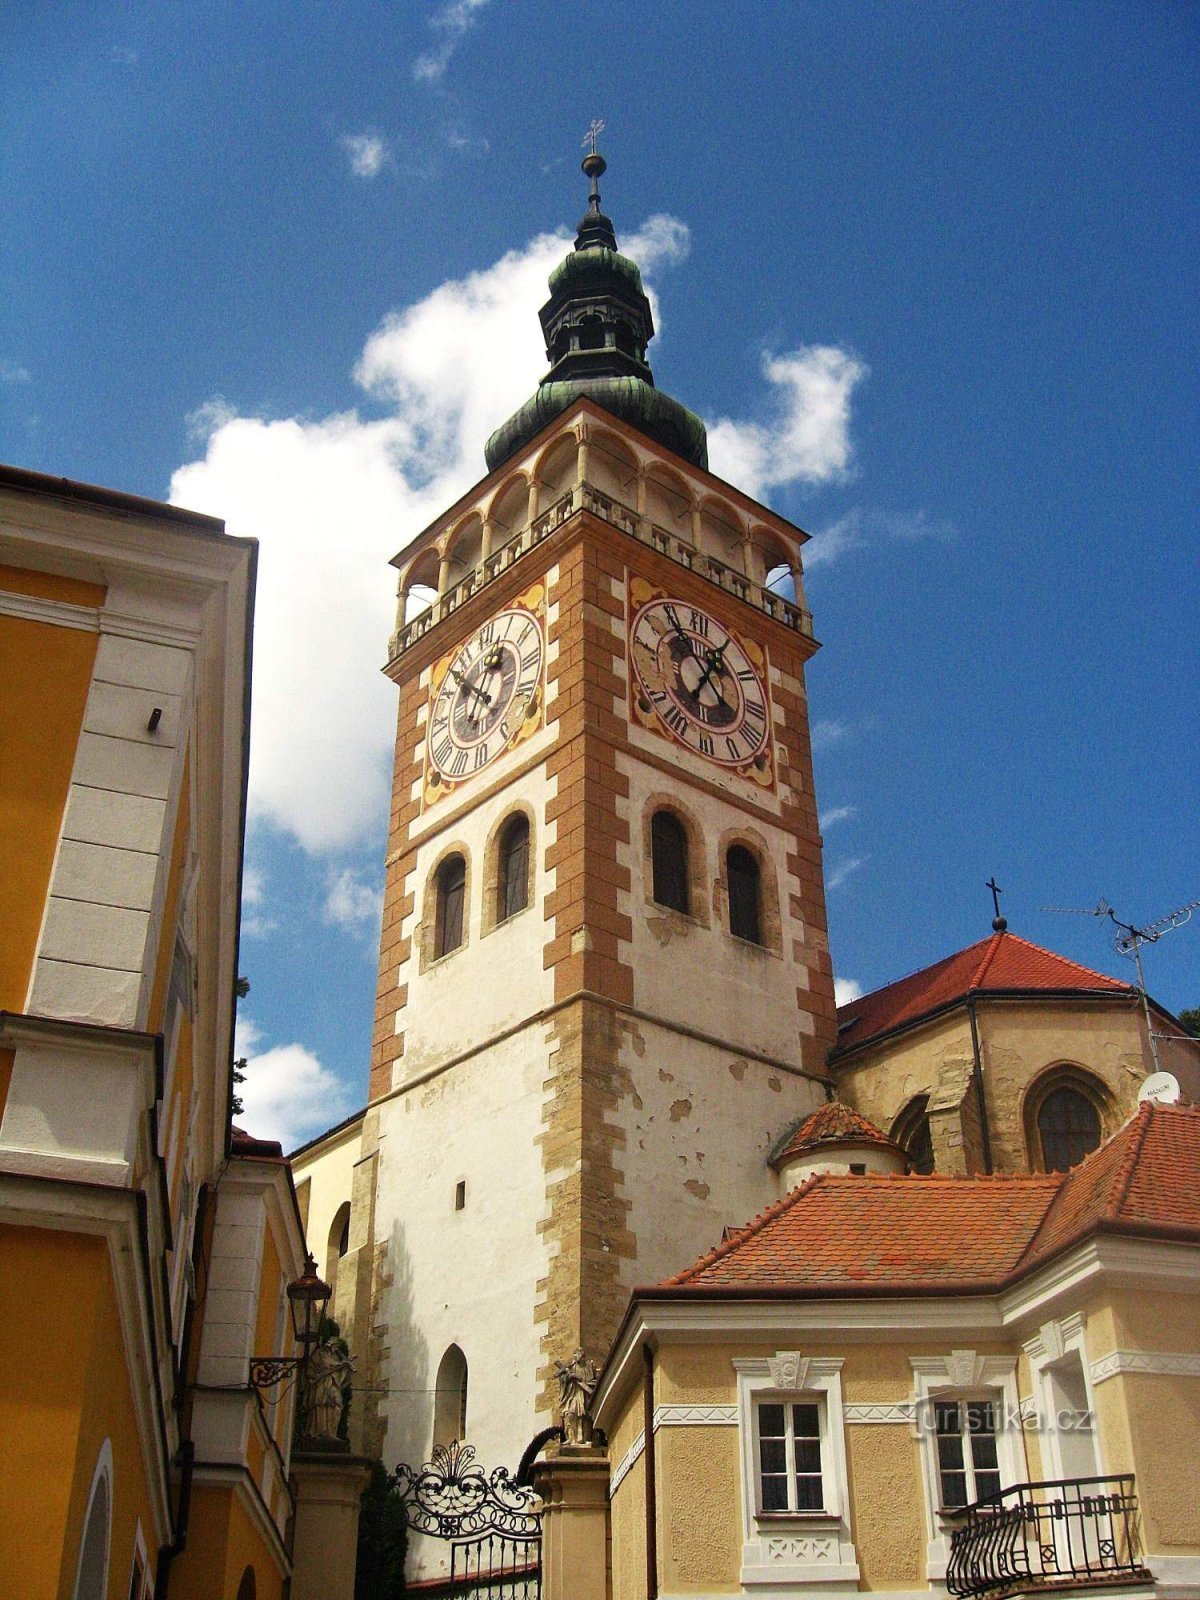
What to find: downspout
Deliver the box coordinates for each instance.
[966,996,994,1174]
[153,1439,195,1600]
[643,1342,658,1600]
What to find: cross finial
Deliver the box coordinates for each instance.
[986,877,1008,933]
[582,118,605,155]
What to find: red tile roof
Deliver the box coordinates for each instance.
[770,1101,905,1169]
[835,932,1133,1054]
[659,1103,1200,1297]
[1022,1100,1200,1265]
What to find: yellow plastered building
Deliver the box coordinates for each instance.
[0,466,306,1600]
[593,1100,1200,1600]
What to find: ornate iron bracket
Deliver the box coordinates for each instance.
[249,1354,305,1392]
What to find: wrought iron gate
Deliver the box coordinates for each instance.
[392,1441,542,1598]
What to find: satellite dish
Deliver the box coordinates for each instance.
[1138,1071,1181,1105]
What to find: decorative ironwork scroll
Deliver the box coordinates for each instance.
[391,1441,543,1542]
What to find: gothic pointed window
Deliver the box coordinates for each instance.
[893,1095,934,1174]
[433,1345,468,1449]
[435,854,466,959]
[651,810,689,914]
[727,845,762,944]
[497,814,530,923]
[1037,1086,1102,1172]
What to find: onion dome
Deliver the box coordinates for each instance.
[484,146,708,473]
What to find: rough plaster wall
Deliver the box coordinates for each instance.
[658,1426,742,1592]
[615,1018,823,1290]
[373,1026,552,1479]
[979,1003,1154,1170]
[837,1013,973,1141]
[1119,1375,1200,1550]
[845,1422,926,1591]
[1105,1288,1199,1358]
[610,1451,647,1600]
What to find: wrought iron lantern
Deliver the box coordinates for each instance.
[249,1252,331,1392]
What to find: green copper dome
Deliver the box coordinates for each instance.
[485,150,708,474]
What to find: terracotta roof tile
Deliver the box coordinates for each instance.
[662,1105,1200,1296]
[1022,1101,1200,1265]
[835,932,1133,1053]
[770,1102,904,1169]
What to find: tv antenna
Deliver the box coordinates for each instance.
[1042,895,1200,1073]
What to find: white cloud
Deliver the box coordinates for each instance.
[1,360,30,385]
[834,977,863,1006]
[827,855,868,891]
[324,868,384,934]
[818,804,857,831]
[234,1017,352,1151]
[109,45,139,67]
[171,212,862,859]
[342,133,391,179]
[804,506,954,570]
[811,719,851,753]
[240,864,277,939]
[707,346,868,500]
[413,0,491,82]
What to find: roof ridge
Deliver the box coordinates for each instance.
[1107,1102,1155,1219]
[663,1174,826,1286]
[840,939,992,1012]
[969,931,1006,989]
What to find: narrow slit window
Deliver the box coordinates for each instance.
[497,814,530,923]
[651,811,689,914]
[435,854,466,958]
[727,845,762,943]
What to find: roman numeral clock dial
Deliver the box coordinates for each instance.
[629,586,774,786]
[424,590,545,804]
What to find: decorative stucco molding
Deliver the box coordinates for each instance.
[1090,1349,1200,1385]
[609,1428,644,1495]
[653,1404,738,1428]
[844,1402,916,1425]
[0,590,100,631]
[768,1351,811,1389]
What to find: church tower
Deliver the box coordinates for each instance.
[354,149,837,1482]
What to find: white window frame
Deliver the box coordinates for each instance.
[911,1352,1025,1580]
[735,1354,859,1589]
[1022,1313,1104,1482]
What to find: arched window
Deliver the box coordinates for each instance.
[325,1200,351,1288]
[73,1443,112,1600]
[651,811,689,914]
[236,1569,257,1600]
[497,814,530,923]
[893,1095,935,1174]
[435,854,466,959]
[727,845,762,944]
[1037,1086,1102,1172]
[433,1344,468,1450]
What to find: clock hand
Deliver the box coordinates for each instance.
[693,641,730,701]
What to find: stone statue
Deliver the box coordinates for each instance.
[554,1348,598,1446]
[304,1339,353,1443]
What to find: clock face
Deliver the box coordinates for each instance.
[428,605,544,784]
[629,595,771,771]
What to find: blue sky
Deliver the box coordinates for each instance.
[4,2,1197,1146]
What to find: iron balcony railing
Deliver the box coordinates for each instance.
[388,482,815,661]
[946,1476,1150,1599]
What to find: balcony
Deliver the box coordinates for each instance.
[388,482,814,663]
[946,1477,1151,1600]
